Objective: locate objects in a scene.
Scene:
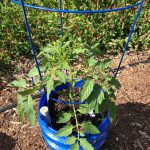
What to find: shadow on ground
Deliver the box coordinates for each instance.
[102,102,150,150]
[0,132,16,150]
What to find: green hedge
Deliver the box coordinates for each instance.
[0,0,149,63]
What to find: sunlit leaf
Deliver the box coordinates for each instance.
[46,78,54,100]
[18,86,39,96]
[8,78,26,88]
[65,136,76,145]
[57,71,66,84]
[70,142,79,150]
[88,57,98,66]
[80,80,94,101]
[99,59,111,70]
[82,121,100,134]
[56,124,74,137]
[57,111,72,124]
[80,138,94,150]
[97,91,104,105]
[28,67,38,78]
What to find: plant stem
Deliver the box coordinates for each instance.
[69,72,80,140]
[72,103,80,140]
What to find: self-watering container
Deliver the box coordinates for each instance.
[38,80,110,150]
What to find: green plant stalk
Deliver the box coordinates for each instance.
[69,71,80,140]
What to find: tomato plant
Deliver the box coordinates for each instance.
[9,37,121,149]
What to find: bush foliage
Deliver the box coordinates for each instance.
[0,0,149,63]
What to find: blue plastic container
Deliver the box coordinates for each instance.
[38,81,110,150]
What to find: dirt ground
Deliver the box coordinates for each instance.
[0,51,150,150]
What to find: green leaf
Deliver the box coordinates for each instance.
[56,124,74,137]
[80,138,94,150]
[18,86,39,96]
[16,94,26,122]
[57,111,72,124]
[8,78,26,88]
[97,91,104,105]
[17,94,26,104]
[80,80,94,101]
[86,100,96,112]
[27,95,34,110]
[99,59,111,70]
[74,47,85,54]
[109,102,117,123]
[82,121,100,134]
[65,136,76,145]
[46,78,54,100]
[28,67,38,77]
[88,57,98,67]
[26,95,36,126]
[28,110,36,126]
[97,98,109,113]
[109,77,121,89]
[62,61,70,70]
[78,106,88,114]
[70,142,79,150]
[57,71,66,84]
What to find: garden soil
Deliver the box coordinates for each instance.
[0,52,150,150]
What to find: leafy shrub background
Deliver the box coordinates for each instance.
[0,0,149,64]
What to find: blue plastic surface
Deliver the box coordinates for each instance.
[38,81,110,150]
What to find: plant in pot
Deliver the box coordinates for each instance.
[9,37,121,150]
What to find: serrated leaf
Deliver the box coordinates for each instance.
[63,61,70,70]
[109,77,121,89]
[57,71,66,84]
[56,124,73,137]
[74,47,85,54]
[27,95,34,111]
[97,91,104,105]
[70,142,79,150]
[65,136,76,144]
[79,131,85,137]
[80,138,94,150]
[17,94,26,104]
[98,98,109,113]
[109,102,117,123]
[82,121,100,134]
[86,85,101,111]
[28,67,38,77]
[16,94,26,122]
[78,106,88,114]
[80,80,94,101]
[86,100,96,112]
[88,57,98,67]
[28,109,36,126]
[99,59,111,70]
[16,104,25,122]
[46,78,54,100]
[8,78,26,88]
[18,86,39,96]
[57,112,72,124]
[26,95,36,125]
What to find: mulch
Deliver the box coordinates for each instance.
[0,52,150,150]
